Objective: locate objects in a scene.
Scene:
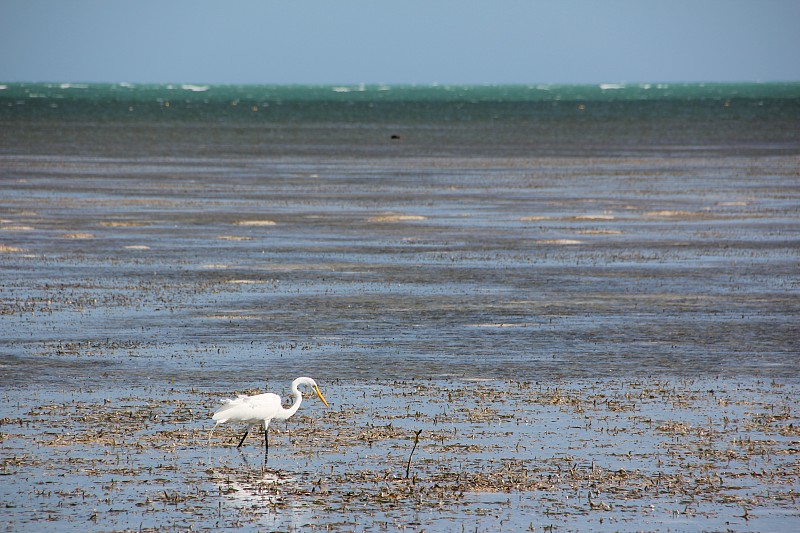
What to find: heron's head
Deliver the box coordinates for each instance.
[295,376,330,407]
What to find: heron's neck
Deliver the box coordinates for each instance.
[280,387,303,419]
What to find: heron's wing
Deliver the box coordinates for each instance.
[212,393,281,424]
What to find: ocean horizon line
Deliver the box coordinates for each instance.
[3,79,800,88]
[3,80,800,104]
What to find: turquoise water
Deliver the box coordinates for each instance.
[2,81,799,122]
[3,81,799,158]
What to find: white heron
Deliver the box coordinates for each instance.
[211,377,329,458]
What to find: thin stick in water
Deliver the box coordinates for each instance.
[405,429,423,479]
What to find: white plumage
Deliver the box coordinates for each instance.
[213,392,284,426]
[211,376,329,458]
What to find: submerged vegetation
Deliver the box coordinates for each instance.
[2,378,799,530]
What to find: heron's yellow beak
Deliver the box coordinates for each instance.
[314,385,330,407]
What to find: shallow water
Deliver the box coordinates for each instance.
[2,153,798,388]
[2,378,799,531]
[1,93,800,530]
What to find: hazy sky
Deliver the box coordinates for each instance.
[2,0,799,85]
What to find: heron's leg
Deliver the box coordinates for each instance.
[261,420,272,464]
[236,428,249,448]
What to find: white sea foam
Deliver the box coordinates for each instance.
[181,84,209,92]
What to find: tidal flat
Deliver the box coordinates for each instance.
[2,378,799,531]
[1,143,799,530]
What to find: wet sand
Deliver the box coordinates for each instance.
[1,150,799,530]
